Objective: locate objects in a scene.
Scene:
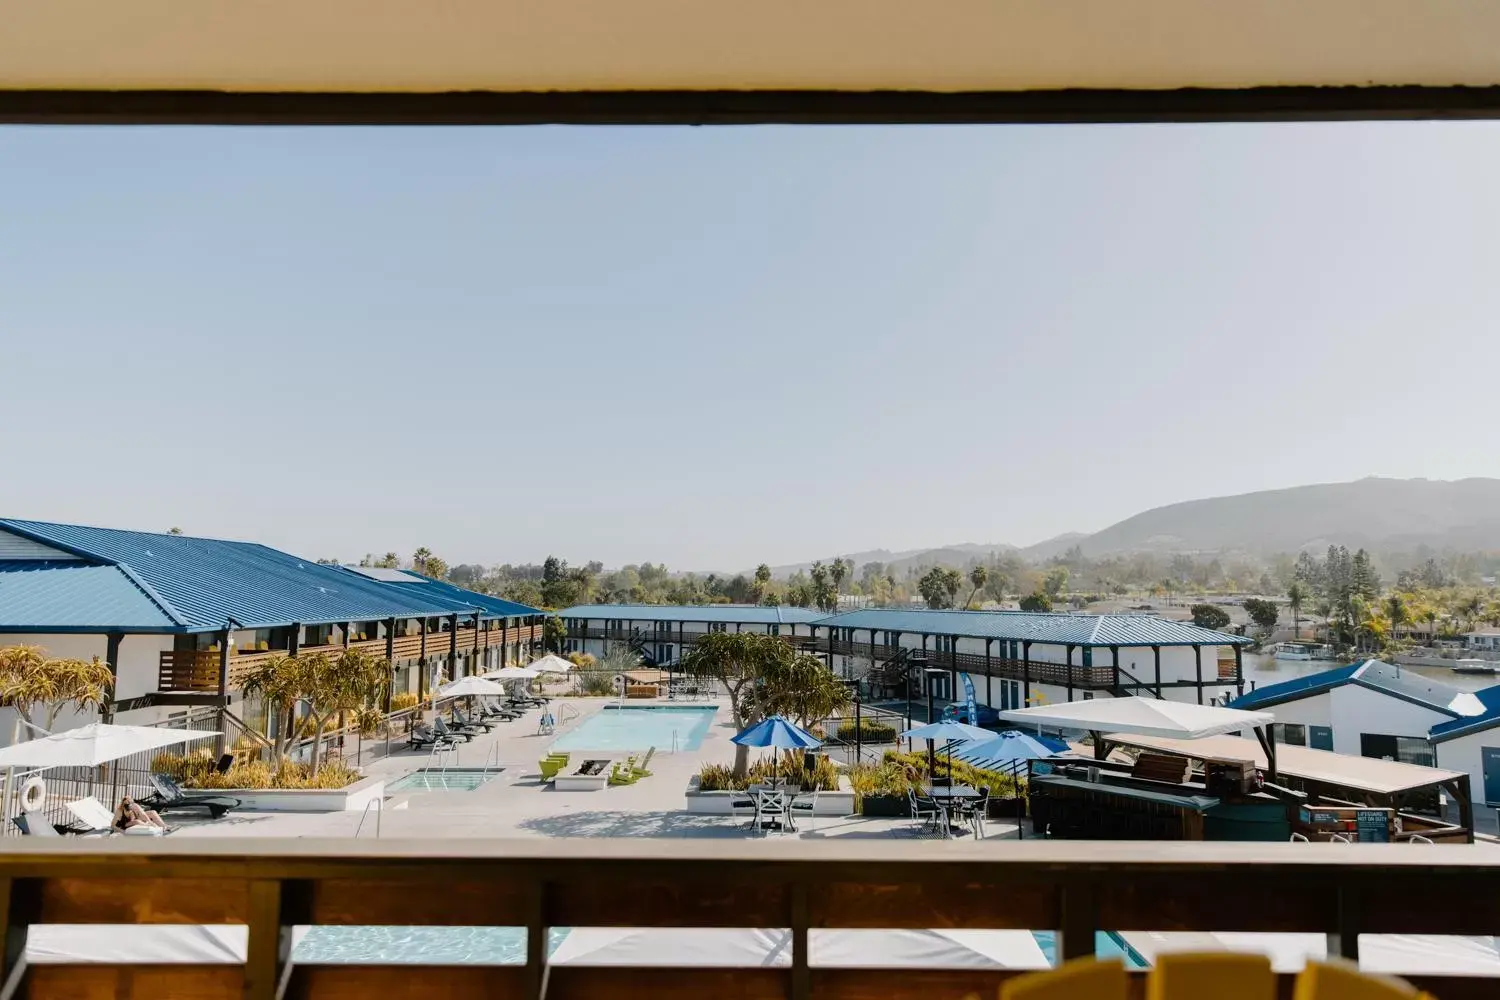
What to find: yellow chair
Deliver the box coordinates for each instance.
[1001,958,1127,1000]
[1292,960,1431,1000]
[1148,952,1275,1000]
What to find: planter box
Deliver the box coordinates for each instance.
[554,760,614,791]
[988,796,1028,819]
[684,777,854,816]
[859,794,910,818]
[208,774,385,813]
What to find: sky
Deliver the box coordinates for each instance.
[2,122,1499,572]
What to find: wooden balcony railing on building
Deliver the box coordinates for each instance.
[2,839,1497,1000]
[819,638,1120,690]
[159,638,415,693]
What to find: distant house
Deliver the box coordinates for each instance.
[1464,629,1500,652]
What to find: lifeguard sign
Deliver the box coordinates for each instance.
[3,0,1500,122]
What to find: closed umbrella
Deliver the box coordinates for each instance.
[953,730,1064,839]
[731,716,822,787]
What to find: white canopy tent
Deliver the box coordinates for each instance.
[526,654,574,675]
[997,697,1272,742]
[0,724,219,769]
[550,928,1049,970]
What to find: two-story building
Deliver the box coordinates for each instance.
[558,604,828,664]
[0,519,543,743]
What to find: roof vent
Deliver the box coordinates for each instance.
[144,550,153,557]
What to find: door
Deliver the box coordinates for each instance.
[1482,747,1500,806]
[1309,725,1334,751]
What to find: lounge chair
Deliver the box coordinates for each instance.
[609,762,639,786]
[452,709,493,732]
[64,796,165,837]
[139,775,240,819]
[408,723,461,750]
[631,747,655,777]
[481,702,524,721]
[539,755,570,781]
[432,718,474,743]
[13,814,62,836]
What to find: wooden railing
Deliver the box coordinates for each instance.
[159,638,408,693]
[0,840,1496,999]
[818,638,1119,689]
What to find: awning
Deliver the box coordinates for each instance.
[998,697,1272,740]
[1109,733,1465,796]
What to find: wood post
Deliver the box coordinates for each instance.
[1194,645,1203,704]
[102,633,122,724]
[1022,641,1032,707]
[1152,644,1162,699]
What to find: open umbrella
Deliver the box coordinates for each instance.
[526,654,574,675]
[952,730,1064,839]
[483,665,541,682]
[0,723,218,769]
[731,716,822,787]
[899,720,993,781]
[438,676,509,699]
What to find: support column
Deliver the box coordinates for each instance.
[1152,645,1162,699]
[473,612,483,674]
[417,618,428,704]
[1235,645,1244,698]
[984,638,993,708]
[1194,645,1203,705]
[215,627,232,756]
[1065,644,1074,701]
[385,618,396,705]
[448,614,459,680]
[1111,646,1121,696]
[1022,641,1032,707]
[102,633,123,723]
[343,622,351,649]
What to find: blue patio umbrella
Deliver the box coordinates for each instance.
[899,720,994,782]
[732,716,822,785]
[953,730,1065,839]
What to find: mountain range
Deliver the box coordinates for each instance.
[767,478,1500,574]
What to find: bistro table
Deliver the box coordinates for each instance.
[925,785,980,838]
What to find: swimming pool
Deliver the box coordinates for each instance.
[293,927,568,964]
[550,705,717,752]
[385,767,503,792]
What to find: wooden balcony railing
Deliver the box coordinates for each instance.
[1,840,1497,1000]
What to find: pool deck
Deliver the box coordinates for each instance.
[172,698,1022,842]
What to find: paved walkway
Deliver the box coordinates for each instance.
[175,698,1023,842]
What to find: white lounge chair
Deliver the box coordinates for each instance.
[65,796,164,837]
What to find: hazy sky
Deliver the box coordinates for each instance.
[3,123,1498,571]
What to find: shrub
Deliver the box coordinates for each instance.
[835,720,897,744]
[391,692,420,712]
[849,761,917,811]
[565,652,597,669]
[882,749,1019,798]
[151,748,362,789]
[696,763,736,792]
[695,752,839,793]
[573,671,618,696]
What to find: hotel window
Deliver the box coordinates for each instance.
[1274,723,1307,747]
[1361,733,1436,768]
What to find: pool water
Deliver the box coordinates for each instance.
[293,927,568,964]
[385,767,502,792]
[550,705,717,752]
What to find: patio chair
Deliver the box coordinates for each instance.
[139,775,241,819]
[63,796,166,837]
[539,756,569,781]
[452,709,494,732]
[609,762,639,786]
[631,747,655,778]
[966,786,991,839]
[730,790,758,829]
[788,789,817,832]
[481,702,524,721]
[907,789,946,836]
[754,789,790,836]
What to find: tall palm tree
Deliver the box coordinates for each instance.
[0,645,114,739]
[965,565,989,610]
[1286,582,1307,639]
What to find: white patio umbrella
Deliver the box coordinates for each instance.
[437,676,509,699]
[483,665,542,681]
[0,723,219,769]
[526,654,574,675]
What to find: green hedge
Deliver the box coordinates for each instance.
[835,720,898,743]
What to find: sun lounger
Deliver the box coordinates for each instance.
[408,723,461,750]
[139,775,240,819]
[432,718,474,743]
[539,756,570,781]
[452,710,494,732]
[64,796,166,836]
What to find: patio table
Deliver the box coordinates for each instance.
[925,785,979,838]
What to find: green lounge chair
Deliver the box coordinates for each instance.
[539,756,570,781]
[631,747,655,778]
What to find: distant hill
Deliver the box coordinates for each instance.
[762,478,1500,575]
[1073,477,1500,556]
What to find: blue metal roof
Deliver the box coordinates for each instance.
[353,569,541,619]
[1230,659,1483,720]
[0,561,180,632]
[1429,685,1500,742]
[560,604,826,625]
[0,520,494,632]
[811,608,1250,647]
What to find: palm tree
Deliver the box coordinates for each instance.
[242,654,309,765]
[0,645,114,738]
[1286,582,1307,639]
[1386,594,1408,647]
[965,565,989,610]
